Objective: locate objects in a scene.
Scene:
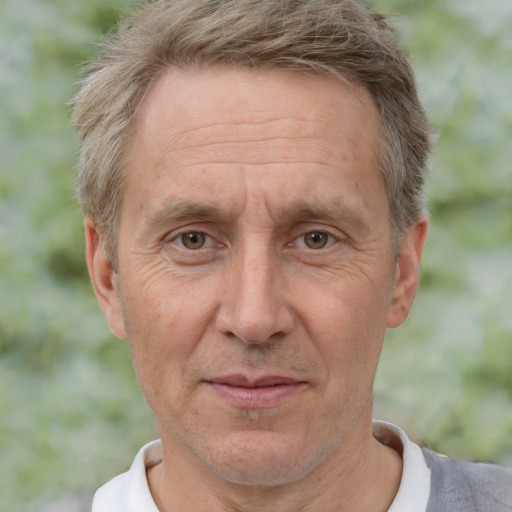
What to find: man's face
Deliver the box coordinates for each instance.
[87,67,424,486]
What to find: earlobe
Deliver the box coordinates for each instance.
[84,217,127,339]
[387,214,428,329]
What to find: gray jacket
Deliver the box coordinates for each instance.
[424,449,512,511]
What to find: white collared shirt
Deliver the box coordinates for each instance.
[92,421,431,512]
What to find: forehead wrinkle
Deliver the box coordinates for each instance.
[167,133,325,154]
[159,113,327,136]
[173,161,339,170]
[148,110,339,154]
[135,103,365,176]
[156,126,336,161]
[155,133,343,170]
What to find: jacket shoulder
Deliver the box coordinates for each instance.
[423,448,512,512]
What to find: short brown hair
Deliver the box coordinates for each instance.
[71,0,433,267]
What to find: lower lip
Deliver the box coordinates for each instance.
[207,382,307,409]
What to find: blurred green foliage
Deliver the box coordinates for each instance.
[1,0,510,510]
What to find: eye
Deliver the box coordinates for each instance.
[179,231,209,249]
[292,230,336,250]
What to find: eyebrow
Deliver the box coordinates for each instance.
[141,197,372,235]
[141,198,231,229]
[269,200,372,235]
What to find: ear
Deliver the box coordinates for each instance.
[387,214,428,329]
[84,217,127,339]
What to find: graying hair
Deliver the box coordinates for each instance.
[71,0,433,267]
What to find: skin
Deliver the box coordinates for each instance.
[86,67,427,512]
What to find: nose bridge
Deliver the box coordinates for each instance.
[238,241,274,310]
[218,237,293,344]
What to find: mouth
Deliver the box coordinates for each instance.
[205,375,308,409]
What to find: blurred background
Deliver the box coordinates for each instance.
[0,0,510,510]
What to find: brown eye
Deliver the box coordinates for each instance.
[181,232,207,249]
[303,231,329,249]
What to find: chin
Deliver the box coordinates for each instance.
[199,430,334,487]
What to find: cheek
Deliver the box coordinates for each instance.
[121,259,218,337]
[296,271,391,386]
[119,269,220,396]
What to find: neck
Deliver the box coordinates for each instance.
[148,412,402,512]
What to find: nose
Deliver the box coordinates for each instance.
[215,244,295,345]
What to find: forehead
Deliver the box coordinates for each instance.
[123,66,385,223]
[130,67,380,160]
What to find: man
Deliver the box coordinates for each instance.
[71,0,512,510]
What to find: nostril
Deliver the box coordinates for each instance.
[225,329,289,347]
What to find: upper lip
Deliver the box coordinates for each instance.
[207,375,305,388]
